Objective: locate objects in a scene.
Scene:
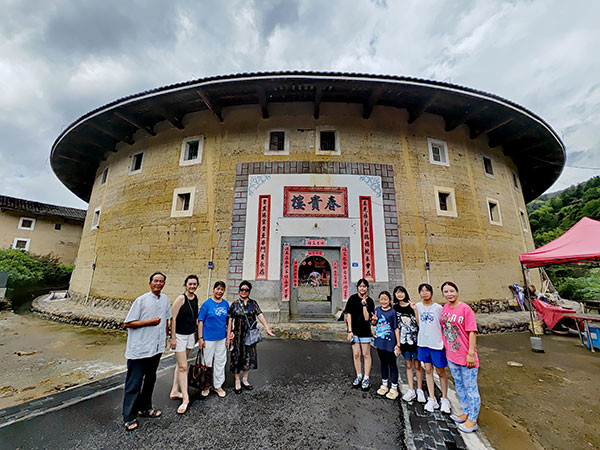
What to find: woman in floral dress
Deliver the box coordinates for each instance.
[227,280,275,394]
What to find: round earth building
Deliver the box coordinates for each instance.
[51,72,565,322]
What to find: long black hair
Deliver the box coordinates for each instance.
[392,285,411,306]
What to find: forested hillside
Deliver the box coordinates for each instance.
[526,176,600,300]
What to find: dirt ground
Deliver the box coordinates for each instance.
[477,332,600,450]
[0,311,126,409]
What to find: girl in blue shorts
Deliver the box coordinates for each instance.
[416,283,450,413]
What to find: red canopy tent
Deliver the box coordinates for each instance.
[520,217,600,268]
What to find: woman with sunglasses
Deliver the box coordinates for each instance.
[226,280,275,394]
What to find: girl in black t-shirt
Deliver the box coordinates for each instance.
[344,278,375,391]
[392,285,425,403]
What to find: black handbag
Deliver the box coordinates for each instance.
[188,348,212,390]
[244,315,262,346]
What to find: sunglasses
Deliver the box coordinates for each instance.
[239,288,250,292]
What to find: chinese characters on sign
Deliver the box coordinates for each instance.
[283,187,348,217]
[306,239,326,247]
[341,246,350,300]
[255,195,271,280]
[359,196,375,282]
[292,260,298,288]
[307,250,324,257]
[282,245,291,301]
[332,260,339,289]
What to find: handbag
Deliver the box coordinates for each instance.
[244,315,262,346]
[188,348,213,390]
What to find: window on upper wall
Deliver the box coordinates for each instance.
[180,136,203,166]
[512,172,519,190]
[264,130,289,155]
[171,187,195,218]
[91,208,101,230]
[482,155,495,178]
[519,209,528,232]
[55,223,62,230]
[12,238,30,251]
[129,152,144,174]
[101,167,108,184]
[434,186,457,217]
[18,217,36,230]
[316,127,340,155]
[427,138,449,166]
[487,198,502,226]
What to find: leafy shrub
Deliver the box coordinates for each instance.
[0,249,72,289]
[557,268,600,301]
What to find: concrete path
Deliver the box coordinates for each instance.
[0,340,489,450]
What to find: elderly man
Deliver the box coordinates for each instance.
[122,272,172,431]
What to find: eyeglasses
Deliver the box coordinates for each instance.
[239,288,250,292]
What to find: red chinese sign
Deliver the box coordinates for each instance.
[283,186,348,217]
[332,261,339,289]
[341,246,349,300]
[282,245,291,301]
[292,260,298,288]
[306,239,326,246]
[255,195,271,280]
[360,196,375,282]
[307,250,323,256]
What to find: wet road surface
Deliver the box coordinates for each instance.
[2,340,405,449]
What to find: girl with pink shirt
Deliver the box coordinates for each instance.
[440,281,481,433]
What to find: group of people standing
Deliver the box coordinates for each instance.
[345,279,481,433]
[122,273,274,432]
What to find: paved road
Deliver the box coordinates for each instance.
[2,340,407,450]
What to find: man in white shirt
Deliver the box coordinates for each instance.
[122,272,172,431]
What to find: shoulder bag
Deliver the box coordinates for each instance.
[244,312,262,346]
[188,348,213,390]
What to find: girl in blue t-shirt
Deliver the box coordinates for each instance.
[371,291,401,400]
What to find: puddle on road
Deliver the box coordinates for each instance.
[0,311,126,409]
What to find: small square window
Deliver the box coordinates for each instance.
[180,136,203,166]
[101,167,108,184]
[269,132,285,151]
[316,127,340,155]
[171,187,195,217]
[12,238,30,251]
[512,172,519,189]
[519,209,528,232]
[427,138,449,166]
[18,217,36,230]
[55,223,62,231]
[482,156,494,177]
[434,186,457,217]
[91,208,101,230]
[129,152,144,174]
[487,198,502,226]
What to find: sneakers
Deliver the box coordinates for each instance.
[424,397,439,412]
[402,389,416,402]
[376,384,389,396]
[458,423,478,433]
[440,398,451,414]
[386,388,399,400]
[352,374,363,388]
[361,377,371,391]
[450,414,467,424]
[416,389,426,403]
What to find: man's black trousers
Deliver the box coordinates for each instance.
[122,353,162,422]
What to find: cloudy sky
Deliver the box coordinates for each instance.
[1,0,598,209]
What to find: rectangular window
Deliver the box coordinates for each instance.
[91,208,101,229]
[512,172,519,189]
[427,138,449,166]
[101,167,108,184]
[487,198,502,226]
[18,217,36,230]
[55,223,62,230]
[12,238,30,251]
[519,209,528,232]
[316,126,340,155]
[482,156,494,177]
[129,152,144,174]
[180,136,203,166]
[434,186,457,217]
[269,132,285,151]
[171,187,195,217]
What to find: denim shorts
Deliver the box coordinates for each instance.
[351,336,372,344]
[417,346,448,368]
[402,350,418,361]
